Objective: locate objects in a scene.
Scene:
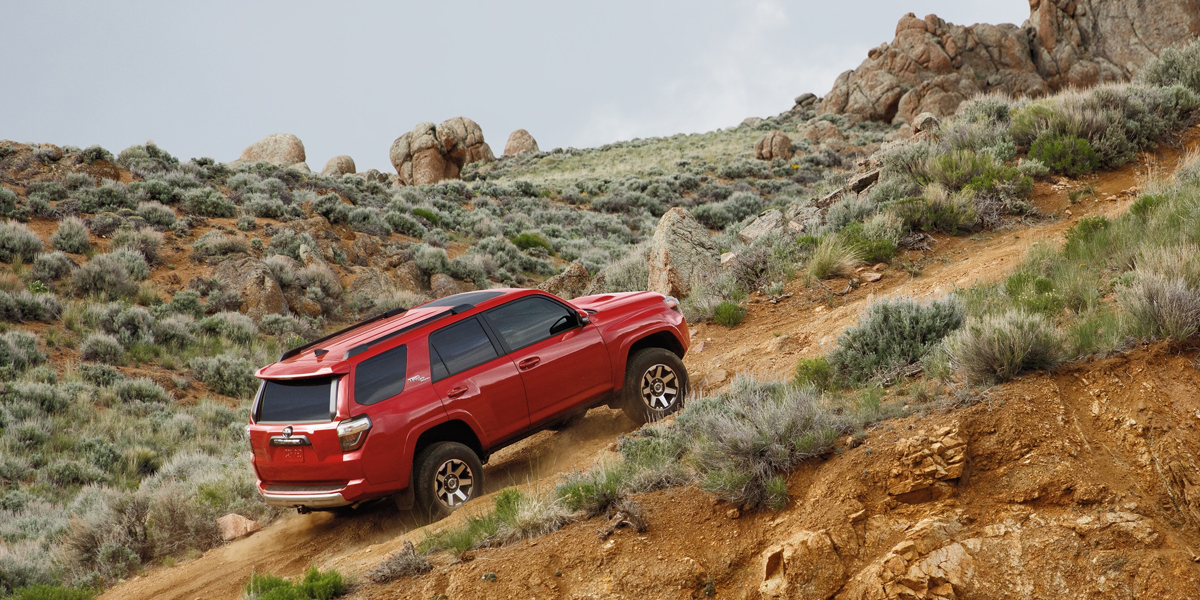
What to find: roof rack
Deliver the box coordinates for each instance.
[279,306,408,361]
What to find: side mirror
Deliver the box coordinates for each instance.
[577,310,590,325]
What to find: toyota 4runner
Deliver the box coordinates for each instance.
[247,288,689,517]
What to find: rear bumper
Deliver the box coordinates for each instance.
[257,480,367,509]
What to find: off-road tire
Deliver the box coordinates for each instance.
[621,348,688,425]
[413,441,483,520]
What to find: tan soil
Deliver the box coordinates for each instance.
[99,127,1200,599]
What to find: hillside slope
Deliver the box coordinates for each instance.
[99,127,1200,600]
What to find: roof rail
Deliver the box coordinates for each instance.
[342,311,456,360]
[279,306,408,361]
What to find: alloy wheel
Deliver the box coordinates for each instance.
[640,364,679,410]
[434,458,474,508]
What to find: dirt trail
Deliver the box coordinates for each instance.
[100,409,634,600]
[103,127,1200,600]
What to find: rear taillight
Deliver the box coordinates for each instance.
[664,296,680,312]
[336,416,372,452]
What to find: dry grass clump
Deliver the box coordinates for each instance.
[947,311,1064,383]
[366,541,432,583]
[807,235,862,280]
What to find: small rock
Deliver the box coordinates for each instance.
[217,514,261,541]
[848,168,882,193]
[913,112,941,133]
[738,209,786,244]
[693,340,706,353]
[721,252,738,268]
[706,369,729,387]
[862,272,883,283]
[727,508,741,520]
[873,262,888,271]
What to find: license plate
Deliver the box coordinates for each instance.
[280,447,305,463]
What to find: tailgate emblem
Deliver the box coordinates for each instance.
[283,426,293,438]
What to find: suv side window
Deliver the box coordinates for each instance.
[428,317,500,381]
[486,296,576,351]
[354,345,407,406]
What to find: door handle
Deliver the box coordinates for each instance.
[518,357,541,371]
[447,385,469,398]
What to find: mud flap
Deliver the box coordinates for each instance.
[393,476,415,511]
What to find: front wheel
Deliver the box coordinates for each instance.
[413,441,483,520]
[621,348,688,425]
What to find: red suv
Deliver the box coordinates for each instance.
[248,288,689,517]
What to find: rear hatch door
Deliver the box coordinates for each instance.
[250,376,349,482]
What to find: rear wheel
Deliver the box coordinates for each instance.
[621,348,688,425]
[413,441,483,519]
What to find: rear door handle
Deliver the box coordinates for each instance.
[518,357,541,371]
[447,385,469,398]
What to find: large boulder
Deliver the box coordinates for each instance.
[821,3,1200,124]
[759,529,846,600]
[236,133,306,168]
[321,155,356,177]
[754,131,793,161]
[390,117,492,186]
[504,129,540,156]
[538,263,591,300]
[648,208,720,299]
[439,116,495,165]
[217,514,261,541]
[211,257,288,320]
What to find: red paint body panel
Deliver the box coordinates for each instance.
[246,288,688,509]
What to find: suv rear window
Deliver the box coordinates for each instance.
[428,317,499,380]
[354,345,407,406]
[257,377,337,423]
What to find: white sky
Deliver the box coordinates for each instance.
[1,1,1029,172]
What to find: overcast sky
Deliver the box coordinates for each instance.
[2,1,1029,172]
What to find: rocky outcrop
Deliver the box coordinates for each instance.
[738,209,786,244]
[648,208,720,299]
[538,263,591,300]
[887,424,967,504]
[759,529,846,600]
[321,155,356,177]
[821,2,1200,124]
[439,117,495,165]
[236,133,306,168]
[504,129,539,156]
[430,273,476,298]
[754,131,794,161]
[390,117,493,186]
[211,257,287,320]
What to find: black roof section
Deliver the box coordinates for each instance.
[422,290,505,308]
[279,306,408,361]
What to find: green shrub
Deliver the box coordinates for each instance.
[794,356,835,390]
[85,213,124,237]
[7,585,95,600]
[244,567,346,600]
[189,354,257,398]
[80,333,124,364]
[411,207,440,226]
[839,222,896,265]
[268,230,318,262]
[312,194,349,225]
[948,310,1064,383]
[106,249,151,281]
[1029,133,1100,176]
[153,314,197,348]
[918,149,995,191]
[117,143,179,174]
[0,221,46,262]
[157,289,204,319]
[0,330,45,371]
[184,188,235,217]
[45,459,105,485]
[829,297,963,384]
[511,232,553,253]
[384,212,426,238]
[712,301,746,327]
[892,188,977,234]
